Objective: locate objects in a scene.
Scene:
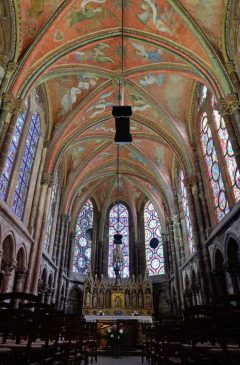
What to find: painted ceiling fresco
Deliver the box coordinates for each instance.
[14,0,228,214]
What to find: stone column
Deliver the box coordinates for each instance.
[30,177,53,294]
[184,176,210,303]
[217,94,240,146]
[14,269,28,292]
[134,241,140,277]
[1,259,16,293]
[28,142,48,234]
[225,62,240,98]
[170,215,182,311]
[0,94,23,166]
[0,54,8,91]
[224,262,240,295]
[25,173,51,293]
[0,62,16,95]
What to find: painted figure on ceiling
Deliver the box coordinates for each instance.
[131,43,162,62]
[130,94,151,112]
[60,74,98,115]
[75,43,115,64]
[69,0,106,26]
[139,74,164,87]
[86,91,114,119]
[138,0,172,34]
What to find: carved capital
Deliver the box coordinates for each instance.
[216,94,240,115]
[183,175,198,188]
[41,171,52,185]
[6,62,16,73]
[226,61,236,74]
[1,93,24,114]
[0,55,8,66]
[2,259,16,274]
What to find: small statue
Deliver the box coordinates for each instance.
[92,290,98,308]
[138,290,143,307]
[85,288,91,306]
[125,291,130,307]
[132,291,137,307]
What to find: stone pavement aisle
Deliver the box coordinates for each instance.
[97,356,142,364]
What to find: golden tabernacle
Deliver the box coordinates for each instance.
[83,271,153,316]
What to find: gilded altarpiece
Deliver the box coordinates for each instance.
[83,272,153,316]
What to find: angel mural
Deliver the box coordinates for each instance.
[130,94,151,112]
[131,42,162,63]
[86,91,114,119]
[59,73,98,115]
[139,74,164,87]
[69,0,106,26]
[138,0,173,34]
[75,43,115,64]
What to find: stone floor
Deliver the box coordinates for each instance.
[97,356,142,364]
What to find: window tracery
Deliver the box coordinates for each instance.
[0,112,26,200]
[213,109,240,202]
[43,174,58,251]
[179,171,195,255]
[144,200,165,275]
[12,112,40,219]
[73,199,93,274]
[108,203,129,278]
[200,112,229,221]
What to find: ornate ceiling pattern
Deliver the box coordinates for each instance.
[10,0,232,220]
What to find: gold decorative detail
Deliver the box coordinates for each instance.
[1,93,23,113]
[216,94,240,115]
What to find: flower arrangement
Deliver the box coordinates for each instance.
[105,322,124,344]
[97,310,104,316]
[131,311,139,316]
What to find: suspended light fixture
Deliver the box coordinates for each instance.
[113,0,132,144]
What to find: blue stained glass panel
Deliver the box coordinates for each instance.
[144,201,165,276]
[73,199,93,274]
[0,112,26,199]
[12,112,40,219]
[108,203,129,278]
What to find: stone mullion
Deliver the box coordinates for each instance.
[25,175,50,293]
[6,110,33,206]
[28,145,48,234]
[134,241,140,277]
[30,180,53,294]
[138,210,146,277]
[207,109,235,208]
[184,177,211,303]
[0,94,24,173]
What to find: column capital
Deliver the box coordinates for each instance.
[1,93,24,114]
[6,62,16,73]
[183,175,198,188]
[0,55,8,66]
[1,259,16,274]
[216,94,240,115]
[41,171,52,185]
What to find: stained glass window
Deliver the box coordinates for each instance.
[199,85,207,106]
[108,203,129,278]
[12,112,40,219]
[200,112,229,221]
[0,112,26,200]
[73,199,93,274]
[144,201,165,275]
[213,109,240,202]
[43,174,58,251]
[179,171,195,255]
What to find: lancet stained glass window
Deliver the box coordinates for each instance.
[0,112,26,200]
[73,199,93,274]
[144,201,165,275]
[43,174,58,251]
[213,109,240,202]
[12,112,40,219]
[200,112,229,221]
[179,171,195,255]
[108,203,129,278]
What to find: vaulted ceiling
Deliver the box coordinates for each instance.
[11,0,233,218]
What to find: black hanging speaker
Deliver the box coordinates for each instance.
[112,106,132,144]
